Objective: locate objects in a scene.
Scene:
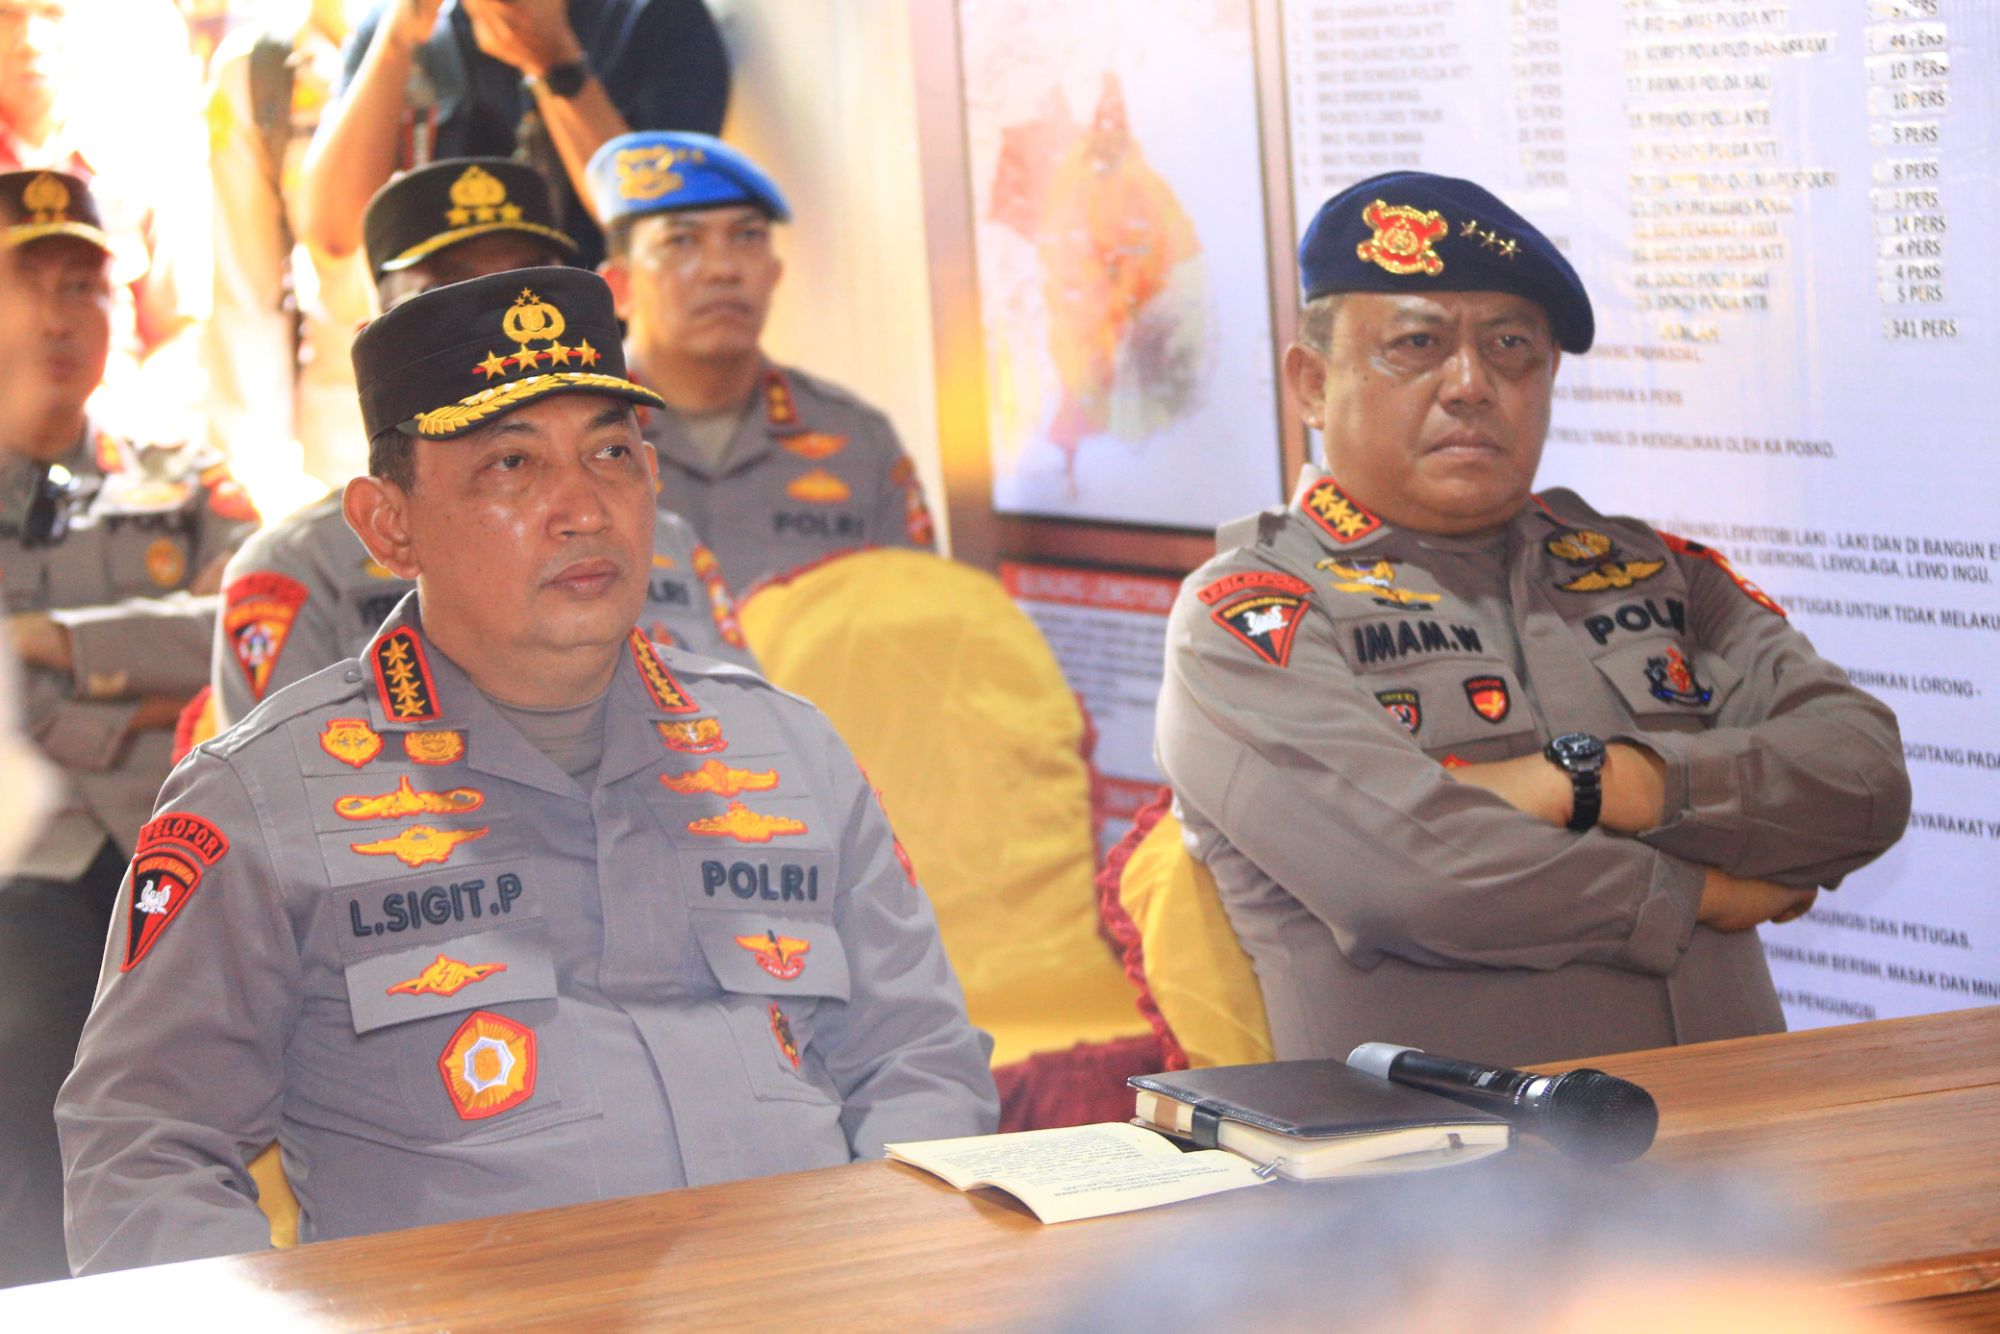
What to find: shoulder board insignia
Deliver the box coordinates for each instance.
[351,824,489,867]
[121,813,230,971]
[764,368,799,426]
[439,1010,537,1120]
[783,432,847,461]
[687,800,807,844]
[1198,569,1312,603]
[735,929,810,980]
[1660,532,1786,616]
[691,546,747,648]
[660,759,779,798]
[371,627,442,722]
[629,629,700,714]
[1210,589,1310,668]
[206,476,260,524]
[1300,478,1382,545]
[404,730,465,765]
[320,717,383,768]
[224,571,310,702]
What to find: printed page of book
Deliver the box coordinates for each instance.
[885,1122,1269,1224]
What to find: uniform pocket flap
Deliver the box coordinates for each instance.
[344,925,557,1034]
[691,910,850,1001]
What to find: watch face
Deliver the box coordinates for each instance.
[544,61,588,97]
[1550,732,1606,769]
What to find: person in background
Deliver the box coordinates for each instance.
[203,0,373,491]
[302,0,729,273]
[0,169,255,1288]
[60,266,997,1275]
[592,131,936,593]
[209,155,755,730]
[0,0,210,441]
[1155,171,1909,1068]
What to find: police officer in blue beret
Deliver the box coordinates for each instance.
[59,265,997,1274]
[1155,171,1908,1067]
[587,132,936,594]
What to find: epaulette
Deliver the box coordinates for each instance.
[203,658,369,760]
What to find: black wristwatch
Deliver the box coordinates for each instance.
[526,59,590,100]
[1544,732,1607,832]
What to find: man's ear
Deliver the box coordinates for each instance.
[342,474,420,580]
[599,257,631,319]
[1283,342,1330,430]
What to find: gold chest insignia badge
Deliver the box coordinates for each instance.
[660,759,780,798]
[388,953,507,998]
[1319,558,1442,608]
[783,433,848,462]
[336,775,485,822]
[735,929,810,981]
[350,824,489,868]
[403,730,466,765]
[658,717,728,754]
[686,801,808,844]
[319,717,383,768]
[1356,200,1448,276]
[1558,559,1665,593]
[785,467,853,505]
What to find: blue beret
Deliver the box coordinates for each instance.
[587,132,791,225]
[1298,171,1594,353]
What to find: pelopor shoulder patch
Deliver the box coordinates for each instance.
[1199,571,1313,669]
[224,571,309,701]
[121,813,230,971]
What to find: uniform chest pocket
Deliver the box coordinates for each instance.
[1590,638,1741,731]
[1359,654,1537,759]
[288,924,600,1147]
[692,908,849,1102]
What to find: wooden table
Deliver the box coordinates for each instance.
[7,1006,1997,1329]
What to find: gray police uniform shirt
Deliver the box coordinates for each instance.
[1156,466,1910,1069]
[209,492,759,728]
[3,424,258,877]
[646,363,936,594]
[60,599,998,1273]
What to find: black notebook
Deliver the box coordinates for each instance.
[1130,1059,1512,1181]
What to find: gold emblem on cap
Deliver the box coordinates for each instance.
[613,144,706,202]
[23,172,70,223]
[471,288,599,382]
[1356,200,1448,277]
[445,164,523,227]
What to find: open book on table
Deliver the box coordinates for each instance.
[886,1058,1512,1224]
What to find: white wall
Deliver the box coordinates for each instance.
[710,0,950,549]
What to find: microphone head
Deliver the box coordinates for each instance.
[1540,1069,1659,1164]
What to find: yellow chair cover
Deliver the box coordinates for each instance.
[739,549,1147,1066]
[1108,801,1273,1068]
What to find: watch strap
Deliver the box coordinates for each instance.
[1565,769,1602,832]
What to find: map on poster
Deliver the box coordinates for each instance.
[1281,0,1999,1026]
[957,0,1283,529]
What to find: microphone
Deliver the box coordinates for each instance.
[1347,1042,1658,1164]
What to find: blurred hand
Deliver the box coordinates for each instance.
[385,0,446,50]
[1698,868,1817,932]
[461,0,583,77]
[7,611,70,673]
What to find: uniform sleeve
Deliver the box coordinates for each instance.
[203,43,299,461]
[1626,554,1912,887]
[869,416,936,554]
[57,755,301,1275]
[806,728,998,1154]
[53,593,222,699]
[1156,575,1703,976]
[210,530,343,728]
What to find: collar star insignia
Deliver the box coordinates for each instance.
[574,338,600,366]
[546,342,574,366]
[476,351,509,379]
